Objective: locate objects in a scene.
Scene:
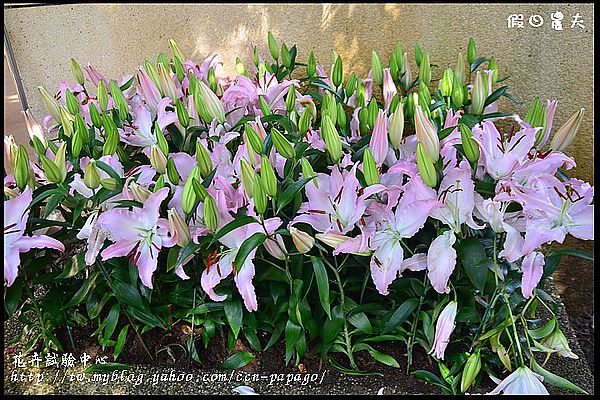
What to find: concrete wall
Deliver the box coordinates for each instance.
[4,3,594,183]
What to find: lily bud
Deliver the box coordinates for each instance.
[74,114,89,144]
[252,174,267,215]
[416,142,437,188]
[414,103,440,162]
[195,80,225,124]
[40,154,62,184]
[110,80,128,119]
[65,89,79,115]
[240,158,255,197]
[84,159,101,189]
[270,128,295,159]
[371,50,383,86]
[100,177,119,190]
[524,97,541,126]
[488,57,498,85]
[153,174,166,192]
[203,195,220,232]
[395,41,404,69]
[173,57,186,83]
[382,68,398,111]
[315,232,372,256]
[235,57,246,76]
[37,85,61,122]
[71,128,83,158]
[13,145,31,190]
[471,71,487,115]
[454,53,466,86]
[358,106,369,135]
[263,236,287,260]
[388,94,400,114]
[166,157,180,185]
[290,226,314,254]
[367,99,378,129]
[467,37,476,65]
[418,81,431,112]
[54,142,68,182]
[89,102,102,128]
[175,99,190,128]
[356,79,365,107]
[191,178,208,202]
[150,144,168,174]
[321,115,342,162]
[253,46,260,66]
[400,52,412,89]
[337,103,347,130]
[419,51,431,87]
[260,155,277,197]
[451,76,465,108]
[550,108,585,152]
[267,31,279,60]
[144,60,161,91]
[128,180,152,203]
[207,67,218,93]
[102,129,119,156]
[389,53,399,84]
[540,324,578,359]
[370,109,389,165]
[281,43,291,68]
[244,123,263,155]
[441,68,454,97]
[332,55,344,87]
[23,109,47,147]
[461,351,482,393]
[195,141,213,178]
[300,157,317,186]
[96,80,109,112]
[459,124,480,163]
[322,91,337,126]
[59,107,74,137]
[388,102,405,150]
[285,86,297,113]
[345,72,357,99]
[182,166,200,215]
[158,63,178,101]
[168,39,185,62]
[258,95,272,116]
[307,51,316,78]
[71,58,85,86]
[414,43,423,67]
[362,148,380,186]
[429,300,458,360]
[168,208,191,248]
[153,122,169,157]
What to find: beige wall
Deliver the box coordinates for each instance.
[4,3,594,183]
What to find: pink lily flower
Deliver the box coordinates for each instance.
[488,366,548,395]
[137,66,162,114]
[429,300,458,360]
[98,187,178,289]
[4,187,65,286]
[370,109,390,166]
[201,217,282,312]
[84,64,108,87]
[521,251,544,299]
[382,68,397,111]
[471,121,536,180]
[427,230,458,294]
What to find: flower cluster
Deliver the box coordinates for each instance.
[3,36,593,394]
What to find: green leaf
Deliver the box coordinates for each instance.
[530,357,588,394]
[547,249,594,262]
[57,253,86,279]
[470,57,487,72]
[111,280,146,310]
[354,343,400,368]
[285,319,302,365]
[528,318,556,340]
[412,370,452,392]
[84,363,132,373]
[64,272,99,308]
[95,160,122,181]
[484,85,508,107]
[438,126,457,140]
[103,303,120,348]
[113,325,129,361]
[209,215,258,246]
[4,277,23,317]
[384,298,419,333]
[348,312,373,334]
[224,300,243,339]
[233,232,267,272]
[219,352,255,369]
[276,177,313,214]
[310,256,331,319]
[175,241,202,269]
[322,305,345,344]
[458,237,488,293]
[119,76,135,91]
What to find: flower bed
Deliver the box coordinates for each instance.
[3,34,594,394]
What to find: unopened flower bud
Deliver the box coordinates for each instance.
[414,43,423,67]
[166,157,180,185]
[59,107,74,137]
[71,58,85,86]
[321,115,342,162]
[96,80,109,112]
[144,60,162,91]
[322,91,337,126]
[71,128,83,158]
[471,71,487,115]
[99,177,119,190]
[182,166,200,215]
[84,159,101,189]
[332,55,344,88]
[389,53,399,84]
[362,148,380,186]
[366,99,378,129]
[150,145,168,174]
[191,178,208,202]
[300,157,317,186]
[290,226,314,254]
[285,86,297,113]
[267,31,279,60]
[240,158,255,197]
[175,98,190,128]
[54,142,68,182]
[260,155,277,197]
[315,233,371,256]
[414,103,440,162]
[467,37,476,65]
[451,76,465,108]
[195,141,213,178]
[461,351,482,393]
[382,68,398,111]
[128,180,152,203]
[371,50,383,86]
[153,174,165,192]
[336,103,347,130]
[13,145,31,191]
[158,63,178,101]
[244,123,263,155]
[270,128,295,159]
[307,51,316,78]
[264,236,287,260]
[298,108,312,135]
[488,57,498,85]
[454,53,466,85]
[550,108,585,152]
[168,208,191,248]
[235,57,246,76]
[110,80,129,120]
[345,72,357,99]
[419,51,431,87]
[459,124,480,164]
[252,174,267,215]
[207,67,218,93]
[400,52,412,89]
[203,194,220,232]
[65,89,80,115]
[388,102,405,150]
[441,68,454,97]
[253,46,260,67]
[281,43,291,68]
[370,109,389,165]
[89,102,102,128]
[37,85,61,122]
[74,114,89,144]
[524,97,541,126]
[416,142,437,188]
[168,39,185,62]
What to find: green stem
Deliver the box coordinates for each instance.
[406,272,428,374]
[503,293,525,367]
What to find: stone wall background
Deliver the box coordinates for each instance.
[4,3,594,183]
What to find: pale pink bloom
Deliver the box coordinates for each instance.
[84,63,108,87]
[382,68,397,111]
[370,109,390,165]
[4,187,65,286]
[427,230,457,294]
[521,251,544,299]
[488,366,548,395]
[137,67,162,114]
[429,301,457,360]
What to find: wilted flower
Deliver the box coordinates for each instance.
[488,366,548,395]
[429,300,457,360]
